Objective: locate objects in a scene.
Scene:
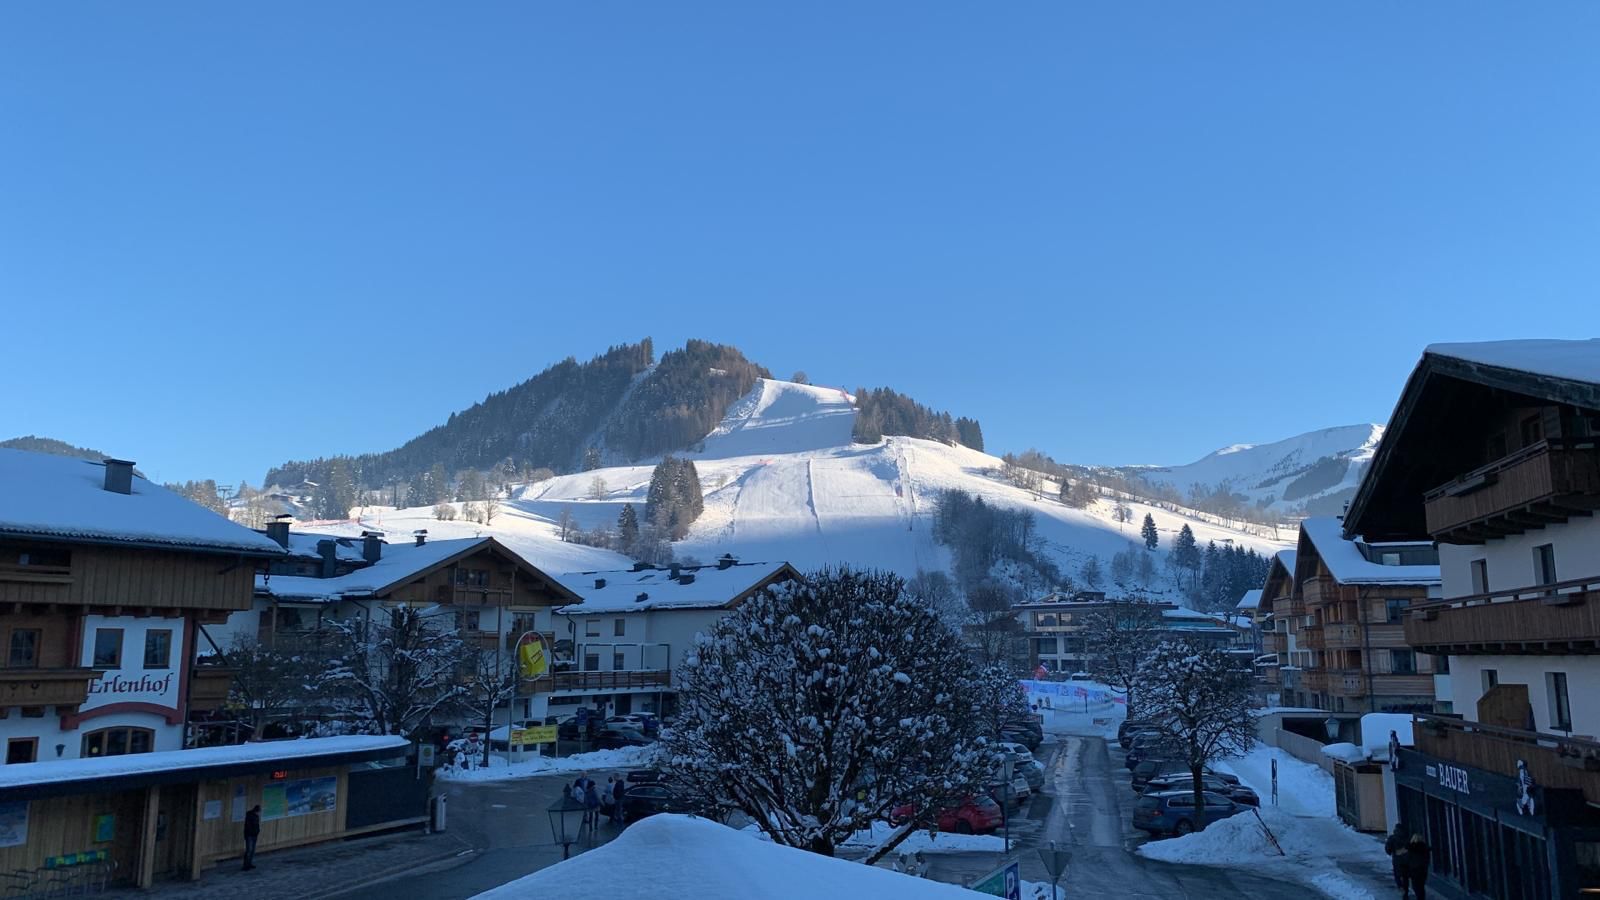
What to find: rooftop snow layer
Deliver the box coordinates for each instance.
[472,814,977,900]
[556,561,794,613]
[0,448,286,555]
[1275,549,1297,573]
[1237,589,1262,610]
[258,536,494,601]
[1301,517,1439,586]
[281,531,371,562]
[0,736,407,791]
[1427,338,1600,385]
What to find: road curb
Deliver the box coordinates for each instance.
[302,834,477,900]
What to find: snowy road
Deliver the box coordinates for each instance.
[925,736,1318,898]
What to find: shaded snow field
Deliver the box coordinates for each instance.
[437,745,658,783]
[319,378,1290,590]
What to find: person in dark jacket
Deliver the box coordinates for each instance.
[242,805,262,871]
[1404,832,1431,900]
[581,775,601,830]
[610,775,626,824]
[1384,823,1411,895]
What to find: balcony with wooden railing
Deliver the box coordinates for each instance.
[1417,714,1600,806]
[188,665,236,709]
[1406,576,1600,655]
[1323,623,1363,649]
[1302,576,1337,607]
[1423,438,1600,544]
[527,669,673,695]
[0,667,97,708]
[1300,621,1325,650]
[1262,631,1285,654]
[1302,669,1328,694]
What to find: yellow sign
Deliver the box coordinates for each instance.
[510,725,557,746]
[518,635,548,678]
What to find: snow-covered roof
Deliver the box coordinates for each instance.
[556,561,797,614]
[257,536,556,603]
[473,814,976,900]
[1275,549,1297,574]
[1320,742,1366,764]
[1426,338,1600,386]
[0,736,407,796]
[280,531,371,563]
[1300,517,1439,586]
[1236,589,1262,610]
[0,449,286,556]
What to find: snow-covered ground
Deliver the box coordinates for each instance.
[438,745,658,783]
[1124,424,1382,515]
[328,378,1290,595]
[1030,680,1127,740]
[473,814,981,900]
[1135,742,1392,899]
[840,821,1007,855]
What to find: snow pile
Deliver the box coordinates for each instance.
[1320,742,1365,764]
[437,745,659,783]
[473,814,979,900]
[1217,743,1335,818]
[1138,804,1388,896]
[840,821,1007,854]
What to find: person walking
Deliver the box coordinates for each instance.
[1403,832,1432,900]
[600,775,617,824]
[242,805,262,871]
[1384,823,1411,897]
[611,775,626,825]
[581,776,601,833]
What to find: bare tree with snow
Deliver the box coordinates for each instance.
[662,567,994,859]
[317,606,470,739]
[1137,639,1257,827]
[1082,601,1163,715]
[461,645,518,767]
[224,634,314,736]
[483,491,501,524]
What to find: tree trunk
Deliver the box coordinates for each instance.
[1191,762,1206,833]
[807,835,836,857]
[862,820,920,866]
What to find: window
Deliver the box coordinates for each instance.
[583,652,600,671]
[1483,669,1499,692]
[613,651,626,671]
[1435,654,1450,675]
[1470,559,1489,595]
[1033,636,1059,656]
[1391,649,1416,675]
[585,619,600,637]
[1034,613,1057,628]
[453,568,490,587]
[1534,544,1557,587]
[81,727,154,758]
[1548,672,1572,732]
[1,546,70,569]
[143,629,172,669]
[456,610,481,631]
[1386,599,1408,624]
[614,618,626,637]
[7,629,40,667]
[5,738,36,765]
[1380,552,1401,566]
[92,629,123,668]
[1521,415,1544,447]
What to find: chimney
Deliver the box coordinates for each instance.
[634,592,649,603]
[103,459,135,495]
[717,554,737,570]
[361,531,383,563]
[414,530,428,547]
[594,578,607,589]
[669,563,682,580]
[678,573,695,585]
[266,517,291,549]
[317,539,338,578]
[630,562,651,572]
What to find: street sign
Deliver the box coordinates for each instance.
[510,725,558,746]
[970,860,1021,900]
[418,745,437,767]
[1037,845,1071,880]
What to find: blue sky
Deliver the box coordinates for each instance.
[4,3,1599,485]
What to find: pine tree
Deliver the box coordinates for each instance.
[1141,514,1159,550]
[955,417,985,452]
[617,503,640,555]
[582,447,603,471]
[428,463,450,506]
[1172,525,1201,589]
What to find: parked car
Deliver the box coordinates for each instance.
[626,769,665,785]
[606,714,661,735]
[1126,738,1181,771]
[1141,774,1258,806]
[1131,758,1242,790]
[594,726,654,750]
[996,743,1046,792]
[1118,719,1161,748]
[986,773,1031,809]
[1132,790,1247,836]
[621,784,692,823]
[890,795,1006,835]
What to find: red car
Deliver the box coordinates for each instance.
[890,795,1005,834]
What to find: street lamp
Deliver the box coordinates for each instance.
[1324,716,1341,741]
[546,794,590,860]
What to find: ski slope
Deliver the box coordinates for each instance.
[493,379,1290,587]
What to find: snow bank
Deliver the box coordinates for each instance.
[473,814,978,900]
[437,745,659,783]
[1320,742,1365,764]
[1217,743,1335,818]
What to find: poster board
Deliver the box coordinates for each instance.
[261,776,338,821]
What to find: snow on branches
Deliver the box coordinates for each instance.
[315,605,471,739]
[662,567,996,857]
[1137,639,1256,815]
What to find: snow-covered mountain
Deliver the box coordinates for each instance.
[304,379,1293,599]
[1119,424,1383,517]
